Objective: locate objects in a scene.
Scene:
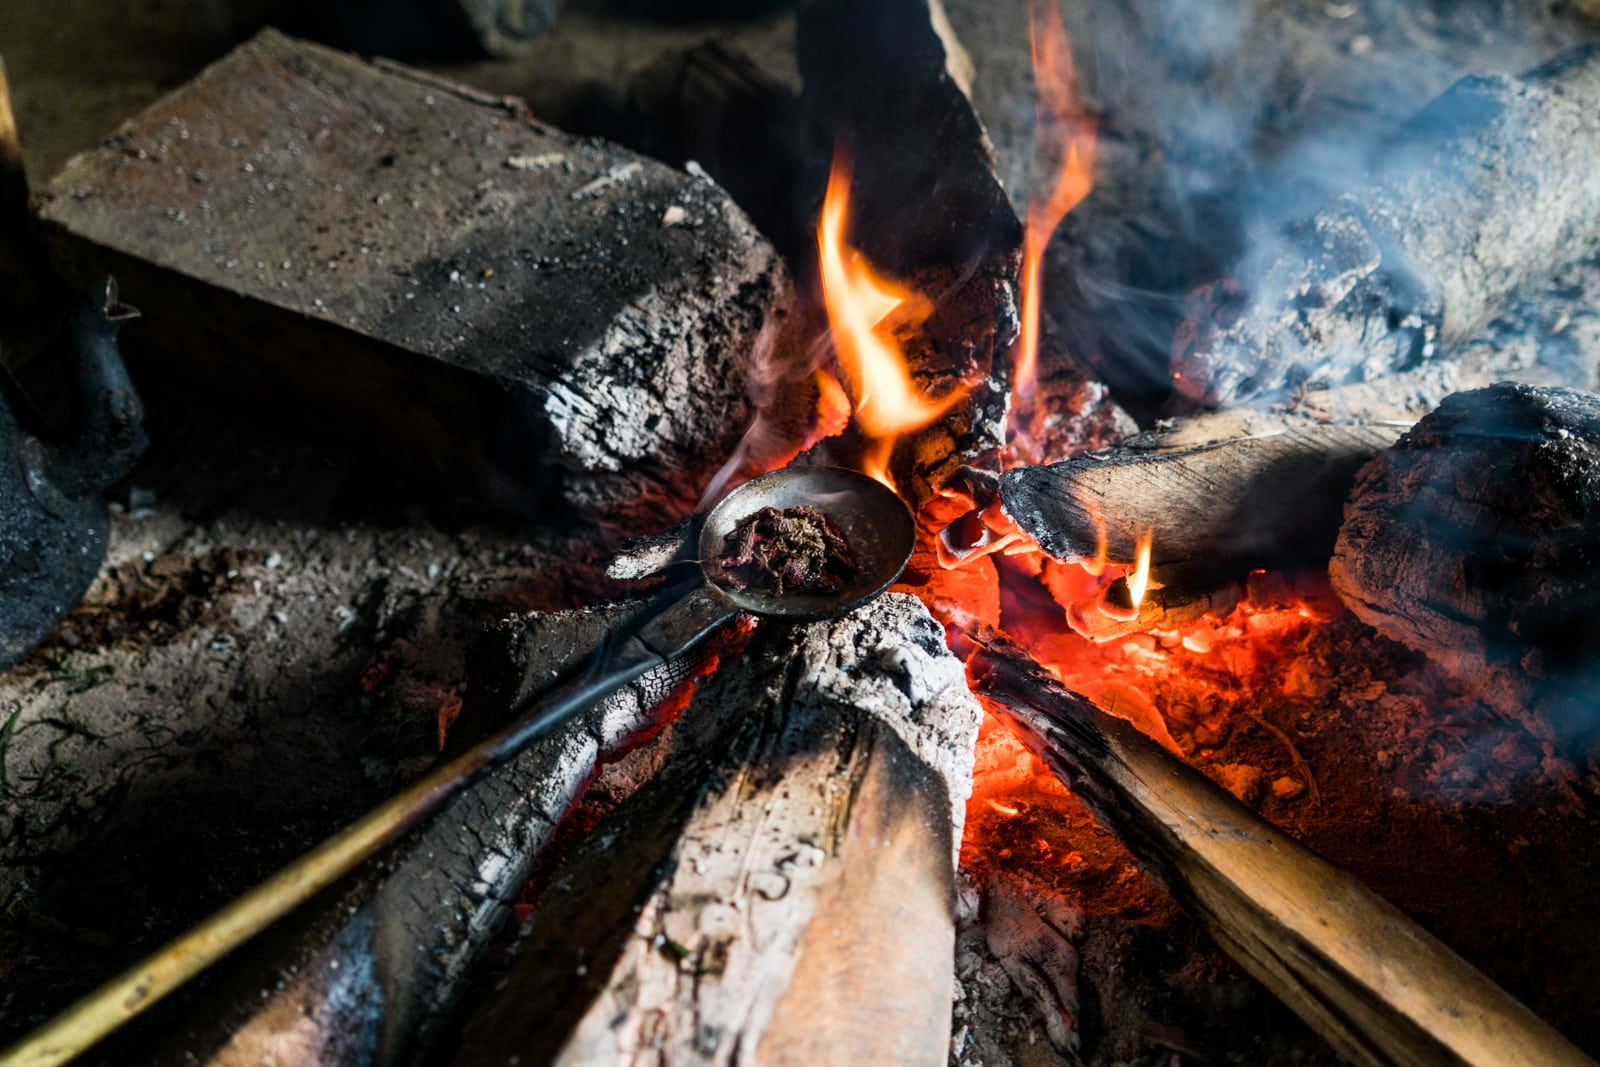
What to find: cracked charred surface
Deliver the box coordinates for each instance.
[453,593,983,1067]
[35,29,790,528]
[1332,383,1600,759]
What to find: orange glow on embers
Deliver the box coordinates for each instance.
[818,150,965,487]
[1011,2,1097,410]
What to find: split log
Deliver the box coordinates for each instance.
[133,604,689,1067]
[1173,46,1600,407]
[1331,383,1600,749]
[452,593,984,1066]
[34,30,790,528]
[798,0,1022,506]
[967,634,1596,1067]
[998,410,1402,565]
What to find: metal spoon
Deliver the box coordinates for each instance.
[2,465,915,1067]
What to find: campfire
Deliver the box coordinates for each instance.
[4,1,1600,1065]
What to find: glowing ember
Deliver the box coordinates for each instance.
[818,150,964,488]
[1010,2,1097,412]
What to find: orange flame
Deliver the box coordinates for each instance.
[818,150,963,487]
[1127,530,1154,610]
[1012,3,1096,407]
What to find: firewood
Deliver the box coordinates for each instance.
[798,0,1022,504]
[452,593,984,1066]
[1331,383,1600,749]
[121,604,689,1067]
[1173,46,1600,407]
[998,410,1402,565]
[967,634,1595,1067]
[33,29,790,528]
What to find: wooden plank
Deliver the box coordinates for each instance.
[999,411,1402,565]
[34,30,790,527]
[452,593,983,1066]
[968,634,1597,1067]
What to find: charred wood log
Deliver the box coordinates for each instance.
[134,604,691,1067]
[1173,46,1600,408]
[798,0,1022,505]
[967,633,1595,1067]
[452,593,983,1066]
[34,30,790,528]
[1330,383,1600,751]
[998,410,1402,565]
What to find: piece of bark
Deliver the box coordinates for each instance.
[981,869,1086,1056]
[452,593,984,1066]
[34,29,789,528]
[135,604,688,1067]
[1331,384,1600,749]
[798,0,1022,506]
[1173,46,1600,407]
[999,411,1402,565]
[967,633,1595,1067]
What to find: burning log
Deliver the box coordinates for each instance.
[130,603,690,1067]
[967,634,1595,1067]
[33,30,790,527]
[797,0,1022,504]
[997,409,1402,565]
[452,593,983,1066]
[1173,46,1600,407]
[1331,383,1600,750]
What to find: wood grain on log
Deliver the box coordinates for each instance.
[1173,46,1600,407]
[452,593,983,1066]
[1331,383,1600,748]
[999,411,1402,564]
[137,605,689,1067]
[968,634,1596,1067]
[34,30,789,527]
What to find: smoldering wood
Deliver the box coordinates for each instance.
[1173,46,1600,407]
[452,593,984,1067]
[1331,383,1600,750]
[135,604,688,1067]
[33,29,790,527]
[998,410,1402,565]
[798,0,1022,506]
[967,633,1596,1067]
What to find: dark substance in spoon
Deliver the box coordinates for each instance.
[717,504,859,597]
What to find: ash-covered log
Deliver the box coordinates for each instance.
[1331,383,1600,750]
[128,604,692,1067]
[452,593,983,1066]
[1173,46,1600,407]
[967,633,1595,1067]
[798,0,1022,505]
[34,30,789,527]
[998,409,1401,565]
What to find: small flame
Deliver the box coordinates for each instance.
[818,150,963,488]
[1126,530,1154,611]
[1012,2,1096,407]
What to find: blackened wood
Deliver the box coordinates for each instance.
[999,411,1401,565]
[138,604,687,1067]
[1174,46,1600,407]
[34,30,789,527]
[1331,384,1600,747]
[452,594,983,1067]
[967,633,1596,1067]
[798,0,1022,505]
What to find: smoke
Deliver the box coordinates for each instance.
[948,0,1590,414]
